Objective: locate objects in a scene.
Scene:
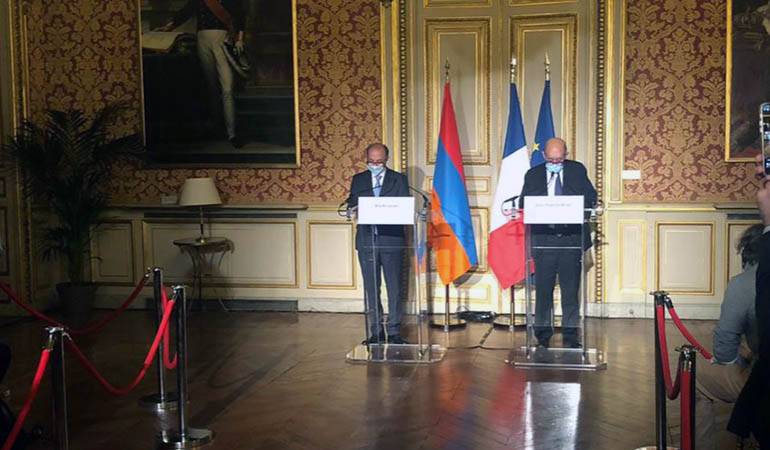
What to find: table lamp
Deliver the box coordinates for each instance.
[178,177,222,243]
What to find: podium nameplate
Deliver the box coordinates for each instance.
[523,195,584,225]
[358,196,415,225]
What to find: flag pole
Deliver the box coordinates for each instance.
[508,55,517,332]
[429,57,467,332]
[544,52,550,82]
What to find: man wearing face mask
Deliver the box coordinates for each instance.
[518,137,597,348]
[346,143,411,344]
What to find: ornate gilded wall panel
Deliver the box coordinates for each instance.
[424,18,490,165]
[426,0,492,7]
[511,14,577,154]
[656,222,715,296]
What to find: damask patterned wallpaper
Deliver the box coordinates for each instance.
[624,0,756,202]
[23,0,382,205]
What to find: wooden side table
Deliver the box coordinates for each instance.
[172,237,234,310]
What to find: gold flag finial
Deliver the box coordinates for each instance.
[444,58,450,83]
[545,52,551,81]
[510,56,517,83]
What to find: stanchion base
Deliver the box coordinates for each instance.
[158,427,214,449]
[492,315,525,329]
[138,392,179,412]
[506,346,607,370]
[428,316,467,331]
[346,343,446,364]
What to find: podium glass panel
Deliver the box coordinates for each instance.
[346,197,445,364]
[510,202,606,370]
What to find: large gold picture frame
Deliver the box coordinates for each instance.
[138,0,301,167]
[725,0,770,162]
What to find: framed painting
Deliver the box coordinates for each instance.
[726,0,770,161]
[138,0,300,167]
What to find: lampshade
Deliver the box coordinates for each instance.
[178,177,222,207]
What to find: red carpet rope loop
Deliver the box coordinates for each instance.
[663,299,714,360]
[656,304,683,400]
[0,270,151,336]
[0,348,52,450]
[160,288,178,370]
[65,298,176,397]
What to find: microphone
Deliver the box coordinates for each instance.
[408,185,430,206]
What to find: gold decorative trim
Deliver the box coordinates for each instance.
[425,0,492,7]
[90,220,136,286]
[306,220,357,290]
[724,0,752,162]
[654,221,716,296]
[141,219,300,288]
[399,0,409,173]
[510,14,578,155]
[617,219,646,296]
[597,0,609,302]
[725,220,760,286]
[0,207,9,276]
[424,17,491,166]
[509,0,577,5]
[424,175,491,194]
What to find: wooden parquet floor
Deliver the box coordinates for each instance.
[0,312,726,449]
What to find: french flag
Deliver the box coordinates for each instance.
[429,81,478,285]
[488,81,529,289]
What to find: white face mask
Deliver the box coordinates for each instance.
[367,164,385,175]
[546,162,563,174]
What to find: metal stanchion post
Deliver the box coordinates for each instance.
[681,346,696,450]
[140,268,178,413]
[635,291,676,450]
[47,326,68,450]
[654,292,667,450]
[159,286,213,449]
[429,284,466,331]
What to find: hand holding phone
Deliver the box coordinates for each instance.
[760,102,770,176]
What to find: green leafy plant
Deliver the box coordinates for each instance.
[0,105,142,285]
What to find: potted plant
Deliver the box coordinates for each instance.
[0,105,142,323]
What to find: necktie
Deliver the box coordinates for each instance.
[554,172,563,196]
[373,174,382,197]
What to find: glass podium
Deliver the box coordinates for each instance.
[345,196,446,364]
[508,196,607,370]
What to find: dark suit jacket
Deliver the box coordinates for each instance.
[347,168,410,251]
[728,230,770,445]
[518,160,597,251]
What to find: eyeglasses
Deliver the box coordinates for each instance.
[367,159,387,164]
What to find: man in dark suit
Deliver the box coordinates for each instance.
[518,137,597,348]
[728,155,770,445]
[346,143,410,345]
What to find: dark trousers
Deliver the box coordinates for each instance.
[533,248,582,343]
[357,248,404,337]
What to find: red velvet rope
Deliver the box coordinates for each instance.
[656,304,682,400]
[664,303,714,360]
[1,348,51,450]
[0,273,149,336]
[65,298,176,397]
[680,367,693,450]
[160,288,178,370]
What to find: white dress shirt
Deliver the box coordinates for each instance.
[371,169,386,193]
[546,170,563,196]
